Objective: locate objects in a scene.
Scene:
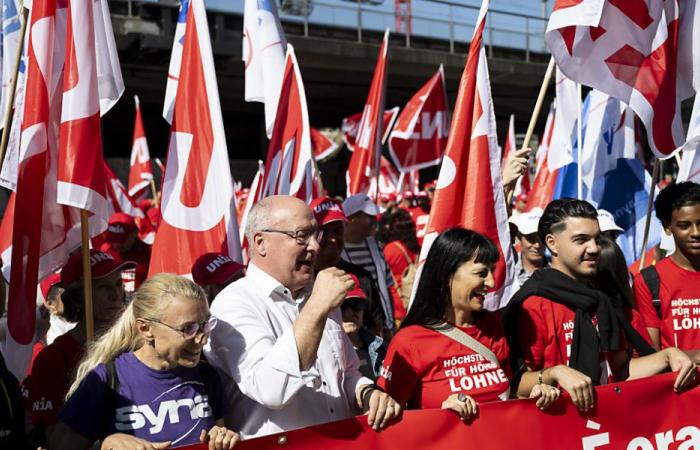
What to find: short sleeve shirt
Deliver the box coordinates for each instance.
[377,313,511,409]
[634,257,700,349]
[27,333,84,426]
[516,295,617,385]
[59,352,226,446]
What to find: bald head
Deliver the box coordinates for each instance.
[245,196,309,244]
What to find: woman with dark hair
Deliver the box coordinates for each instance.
[383,208,420,321]
[377,228,560,420]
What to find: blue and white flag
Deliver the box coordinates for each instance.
[163,0,189,123]
[243,0,286,137]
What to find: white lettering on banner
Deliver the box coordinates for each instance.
[410,112,449,140]
[161,132,231,231]
[114,395,212,434]
[448,369,508,393]
[580,425,700,450]
[131,138,150,164]
[673,317,700,331]
[379,365,392,381]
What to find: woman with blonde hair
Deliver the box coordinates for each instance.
[49,274,239,450]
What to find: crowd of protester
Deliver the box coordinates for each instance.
[1,170,700,449]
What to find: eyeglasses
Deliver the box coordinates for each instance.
[260,228,323,245]
[151,316,218,340]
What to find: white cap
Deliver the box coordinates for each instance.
[342,194,380,217]
[509,207,543,236]
[597,209,623,233]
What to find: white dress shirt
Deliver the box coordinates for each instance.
[204,263,372,439]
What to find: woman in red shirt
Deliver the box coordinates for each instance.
[378,228,560,420]
[383,208,420,320]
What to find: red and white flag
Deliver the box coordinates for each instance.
[259,44,317,203]
[346,30,390,196]
[341,107,399,152]
[527,104,559,211]
[103,161,156,244]
[548,66,578,170]
[369,156,401,198]
[388,65,449,172]
[149,0,242,276]
[500,114,516,168]
[127,95,154,199]
[420,0,518,311]
[311,127,339,161]
[546,0,699,158]
[56,0,110,227]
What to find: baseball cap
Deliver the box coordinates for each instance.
[105,213,137,244]
[342,194,380,217]
[310,197,347,226]
[61,249,136,287]
[597,209,624,233]
[509,207,544,236]
[345,273,367,300]
[191,252,246,287]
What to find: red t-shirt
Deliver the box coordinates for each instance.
[377,313,511,409]
[516,295,618,385]
[26,333,84,426]
[383,241,416,288]
[633,257,700,350]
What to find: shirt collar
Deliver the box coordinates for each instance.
[246,263,311,302]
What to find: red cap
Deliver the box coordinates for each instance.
[310,197,347,226]
[61,249,136,287]
[105,213,137,244]
[379,192,397,203]
[191,252,246,287]
[345,273,367,300]
[39,272,61,301]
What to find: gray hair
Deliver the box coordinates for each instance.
[244,198,275,244]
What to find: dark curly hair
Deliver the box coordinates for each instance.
[401,228,499,328]
[654,181,700,226]
[386,208,420,254]
[538,198,598,249]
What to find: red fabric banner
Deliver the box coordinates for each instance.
[177,372,700,449]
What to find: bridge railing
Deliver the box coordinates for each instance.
[277,0,548,61]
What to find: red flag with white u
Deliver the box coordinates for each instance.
[259,44,317,203]
[420,0,518,310]
[128,95,154,199]
[149,0,242,276]
[388,65,449,172]
[346,30,390,196]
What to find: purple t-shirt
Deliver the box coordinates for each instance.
[59,351,226,447]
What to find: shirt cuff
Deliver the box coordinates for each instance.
[266,326,321,382]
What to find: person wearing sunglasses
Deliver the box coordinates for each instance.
[49,274,239,450]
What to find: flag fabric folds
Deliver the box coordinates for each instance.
[346,30,390,196]
[163,0,190,123]
[341,107,398,152]
[242,0,287,137]
[421,0,518,311]
[311,128,339,162]
[388,65,449,172]
[128,95,154,199]
[259,44,317,203]
[546,0,698,158]
[547,66,578,171]
[149,0,242,277]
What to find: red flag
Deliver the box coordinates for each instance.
[149,0,242,276]
[526,104,559,211]
[501,114,515,169]
[341,108,399,152]
[388,66,449,172]
[370,156,401,198]
[546,0,697,158]
[127,95,154,199]
[420,0,518,310]
[56,0,109,227]
[311,128,339,161]
[259,44,317,203]
[346,30,390,196]
[103,161,156,244]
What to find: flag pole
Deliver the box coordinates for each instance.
[79,210,95,342]
[639,159,660,270]
[149,179,158,202]
[0,5,29,174]
[576,82,583,200]
[507,56,555,204]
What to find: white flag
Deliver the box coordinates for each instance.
[547,66,578,171]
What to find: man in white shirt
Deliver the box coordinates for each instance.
[204,196,401,439]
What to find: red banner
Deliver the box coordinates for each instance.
[177,373,700,449]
